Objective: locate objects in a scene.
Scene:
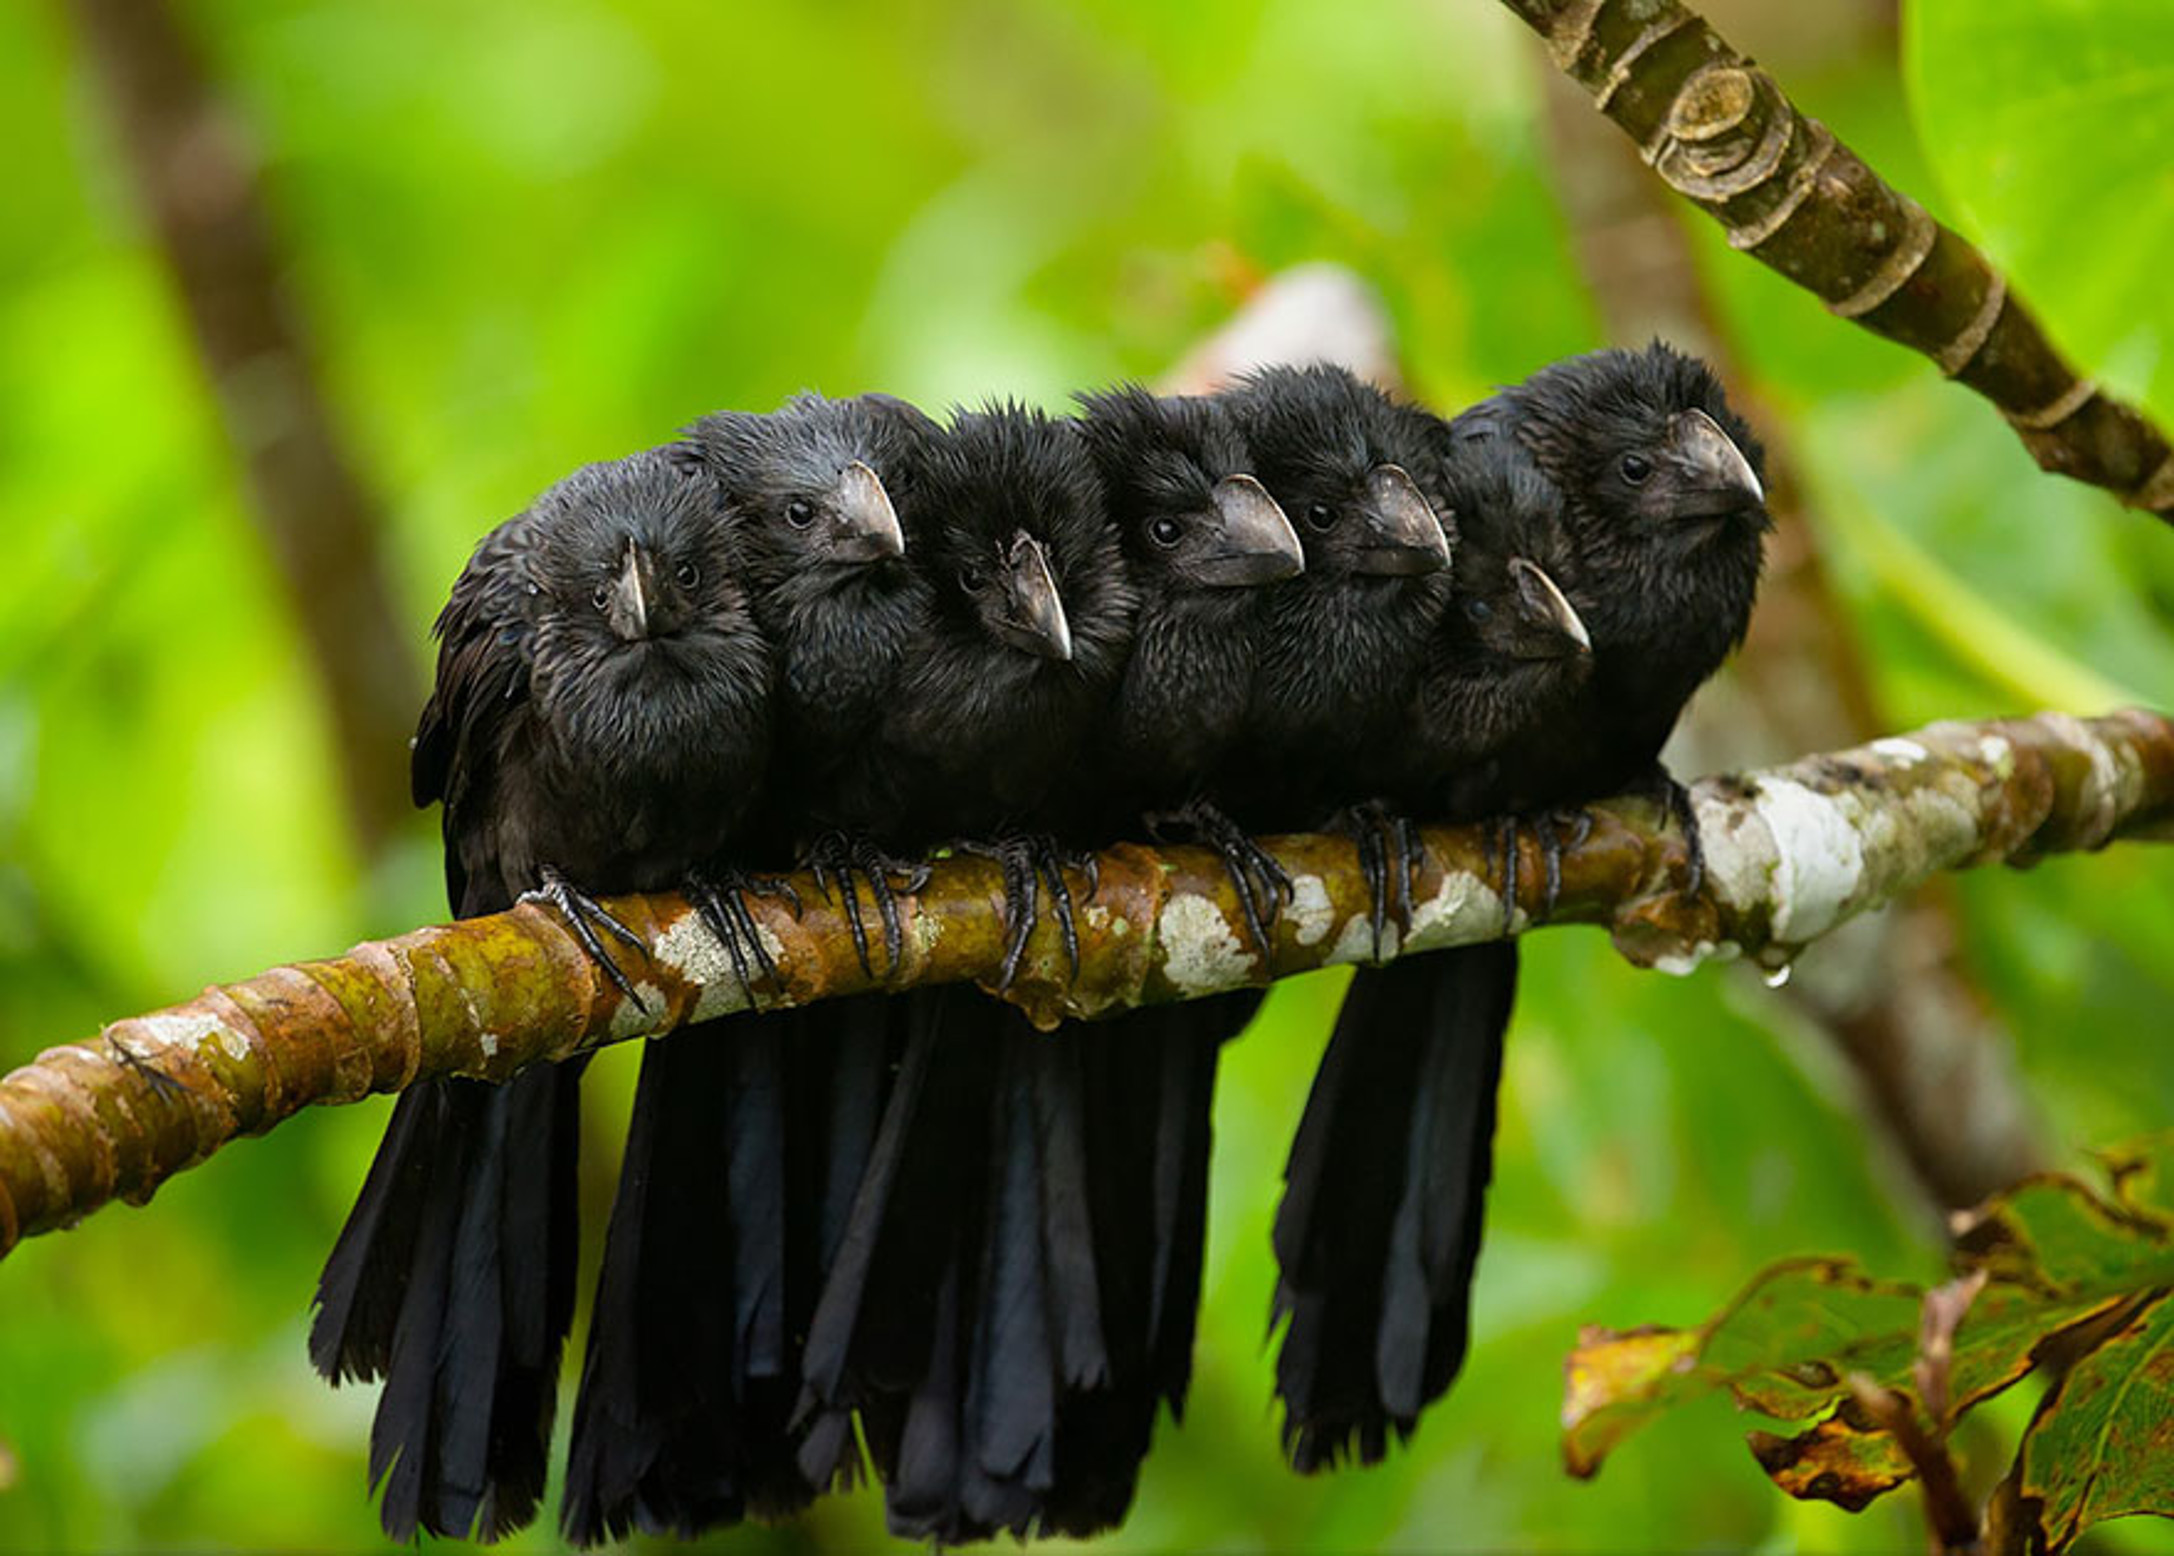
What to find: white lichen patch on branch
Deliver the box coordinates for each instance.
[1157,892,1256,996]
[611,984,668,1041]
[1650,940,1736,977]
[1402,868,1510,954]
[1326,913,1397,967]
[1285,874,1334,946]
[1973,731,2015,778]
[1869,737,1930,767]
[648,910,756,1024]
[2041,711,2128,846]
[1755,777,1867,943]
[126,1010,249,1064]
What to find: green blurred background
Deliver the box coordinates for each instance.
[3,0,2170,1548]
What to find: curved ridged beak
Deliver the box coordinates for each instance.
[1197,473,1305,586]
[1355,463,1452,576]
[1508,556,1591,657]
[1669,408,1765,514]
[998,531,1073,662]
[606,538,652,642]
[828,460,906,562]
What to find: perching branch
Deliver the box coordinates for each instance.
[1,708,2168,1260]
[1499,0,2174,520]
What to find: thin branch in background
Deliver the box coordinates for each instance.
[66,0,422,854]
[1536,49,2044,1209]
[0,707,2166,1262]
[1499,0,2174,521]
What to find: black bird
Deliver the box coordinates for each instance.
[1212,363,1454,894]
[308,451,771,1541]
[1270,342,1769,1471]
[1269,435,1593,1471]
[1077,384,1306,923]
[561,394,935,1545]
[1020,384,1305,1530]
[795,402,1140,1543]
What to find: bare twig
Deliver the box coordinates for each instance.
[0,708,2166,1259]
[1499,0,2174,519]
[67,0,422,851]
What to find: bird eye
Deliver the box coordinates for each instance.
[1619,452,1653,485]
[675,561,700,588]
[1148,516,1183,548]
[957,563,986,593]
[785,499,816,528]
[591,583,611,611]
[1305,503,1337,532]
[1466,597,1493,622]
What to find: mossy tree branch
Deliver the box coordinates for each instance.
[1499,0,2174,519]
[1,709,2168,1259]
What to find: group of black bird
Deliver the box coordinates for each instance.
[306,342,1770,1546]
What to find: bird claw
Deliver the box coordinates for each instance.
[959,834,1088,990]
[1653,772,1706,895]
[1530,807,1590,922]
[806,832,925,977]
[1486,806,1589,927]
[1148,800,1290,960]
[527,866,650,1009]
[1486,816,1521,933]
[1331,801,1417,962]
[687,867,786,1001]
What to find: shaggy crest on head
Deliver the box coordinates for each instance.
[1076,384,1302,592]
[681,392,935,593]
[523,453,765,782]
[1442,441,1591,664]
[1220,364,1453,578]
[1491,341,1769,540]
[921,402,1135,676]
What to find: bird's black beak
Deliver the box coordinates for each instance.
[1354,464,1452,576]
[1508,556,1591,658]
[1666,408,1765,520]
[1194,473,1305,586]
[825,460,906,562]
[605,539,657,642]
[995,530,1073,661]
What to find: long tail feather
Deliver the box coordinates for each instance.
[1272,944,1513,1471]
[318,1062,585,1541]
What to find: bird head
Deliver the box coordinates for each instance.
[687,393,937,577]
[1076,386,1305,590]
[925,403,1136,674]
[1225,364,1453,581]
[1508,342,1770,539]
[530,451,744,659]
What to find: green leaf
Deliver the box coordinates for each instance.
[2018,1292,2174,1549]
[1747,1410,1914,1513]
[1560,1258,1922,1478]
[1566,1134,2174,1542]
[1904,0,2174,427]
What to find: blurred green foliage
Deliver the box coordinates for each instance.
[0,0,2169,1549]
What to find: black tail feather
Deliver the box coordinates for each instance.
[1272,944,1513,1471]
[319,1062,584,1541]
[564,997,902,1546]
